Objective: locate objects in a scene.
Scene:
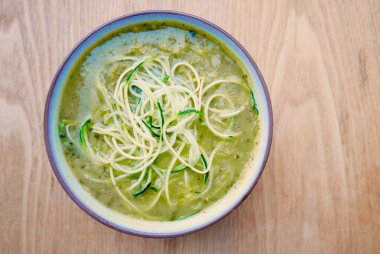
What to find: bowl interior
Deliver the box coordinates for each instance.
[45,11,272,237]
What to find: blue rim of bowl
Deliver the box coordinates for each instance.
[44,10,273,238]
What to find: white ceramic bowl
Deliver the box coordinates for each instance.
[44,10,273,237]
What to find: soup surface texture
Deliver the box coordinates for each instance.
[59,22,259,221]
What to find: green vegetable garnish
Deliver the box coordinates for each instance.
[204,172,209,183]
[58,119,70,137]
[249,88,259,115]
[148,116,160,129]
[171,165,188,173]
[177,109,204,116]
[58,121,66,137]
[132,86,142,106]
[126,61,145,83]
[150,185,159,192]
[175,210,200,220]
[200,154,208,168]
[162,74,170,84]
[125,55,159,83]
[133,182,152,196]
[79,119,91,148]
[201,154,209,183]
[157,102,165,126]
[142,120,160,138]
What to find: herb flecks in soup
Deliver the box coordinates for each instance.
[59,24,259,221]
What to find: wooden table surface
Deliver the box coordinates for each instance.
[1,0,379,253]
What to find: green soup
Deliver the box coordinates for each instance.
[58,22,259,221]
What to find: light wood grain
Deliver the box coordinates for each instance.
[1,0,379,253]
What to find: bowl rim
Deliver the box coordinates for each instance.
[44,10,273,238]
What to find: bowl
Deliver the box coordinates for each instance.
[44,10,273,237]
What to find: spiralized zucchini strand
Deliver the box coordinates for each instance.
[79,55,256,211]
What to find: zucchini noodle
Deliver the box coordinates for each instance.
[79,55,255,212]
